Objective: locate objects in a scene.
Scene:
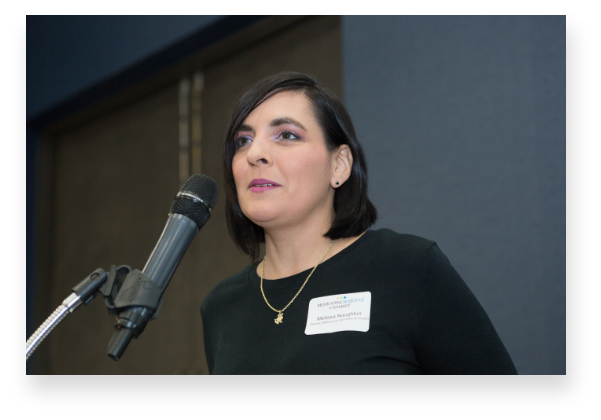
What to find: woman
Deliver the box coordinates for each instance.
[201,72,517,374]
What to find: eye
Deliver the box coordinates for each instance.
[234,136,252,150]
[277,131,300,141]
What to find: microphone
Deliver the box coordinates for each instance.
[107,174,218,361]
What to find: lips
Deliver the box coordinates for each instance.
[249,178,281,193]
[249,178,281,188]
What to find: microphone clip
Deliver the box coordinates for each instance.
[112,270,163,316]
[101,265,131,316]
[105,270,165,361]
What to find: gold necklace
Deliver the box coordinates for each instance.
[260,239,334,325]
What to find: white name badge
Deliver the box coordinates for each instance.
[305,292,371,335]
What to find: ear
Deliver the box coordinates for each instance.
[331,145,353,188]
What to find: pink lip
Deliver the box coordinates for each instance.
[249,178,281,193]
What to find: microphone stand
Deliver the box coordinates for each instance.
[27,174,217,364]
[26,265,131,360]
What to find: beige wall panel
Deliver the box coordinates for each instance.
[43,86,182,373]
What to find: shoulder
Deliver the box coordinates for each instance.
[342,228,443,285]
[201,263,255,316]
[362,228,437,262]
[365,230,469,302]
[367,228,435,249]
[367,230,458,282]
[362,229,468,287]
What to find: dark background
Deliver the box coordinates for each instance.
[27,15,565,375]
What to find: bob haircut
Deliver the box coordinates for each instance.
[223,72,377,261]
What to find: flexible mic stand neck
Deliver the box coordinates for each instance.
[26,265,131,360]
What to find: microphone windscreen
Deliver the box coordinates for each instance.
[169,174,219,229]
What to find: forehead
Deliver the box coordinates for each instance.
[243,91,315,125]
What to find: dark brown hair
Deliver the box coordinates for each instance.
[223,72,377,260]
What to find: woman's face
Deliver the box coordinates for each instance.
[232,91,337,231]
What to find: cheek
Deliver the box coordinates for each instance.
[285,150,332,191]
[232,155,247,189]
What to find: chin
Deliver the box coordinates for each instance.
[240,205,281,226]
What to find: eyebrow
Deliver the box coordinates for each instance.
[270,117,307,131]
[238,117,307,133]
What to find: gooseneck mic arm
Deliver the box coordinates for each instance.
[26,265,131,360]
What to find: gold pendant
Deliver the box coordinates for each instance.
[275,312,283,325]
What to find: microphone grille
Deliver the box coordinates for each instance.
[169,174,219,229]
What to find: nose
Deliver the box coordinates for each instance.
[246,135,271,166]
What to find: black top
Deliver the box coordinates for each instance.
[201,229,517,374]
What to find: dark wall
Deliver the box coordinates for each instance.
[343,15,565,374]
[26,15,221,119]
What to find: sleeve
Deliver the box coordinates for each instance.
[415,244,517,374]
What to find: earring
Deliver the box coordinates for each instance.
[335,181,340,186]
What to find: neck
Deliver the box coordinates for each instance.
[261,215,334,279]
[259,214,365,280]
